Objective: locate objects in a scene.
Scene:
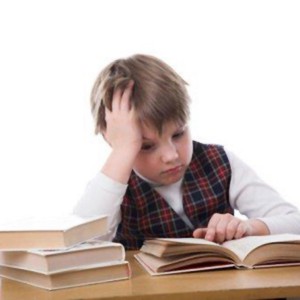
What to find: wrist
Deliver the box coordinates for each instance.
[101,147,139,184]
[246,219,270,236]
[111,145,140,159]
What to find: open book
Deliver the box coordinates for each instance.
[135,234,300,275]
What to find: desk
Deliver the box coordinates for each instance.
[1,251,300,300]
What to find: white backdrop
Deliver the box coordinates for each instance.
[0,0,299,222]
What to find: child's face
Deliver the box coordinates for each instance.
[133,122,193,186]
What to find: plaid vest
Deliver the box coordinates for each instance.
[113,141,233,249]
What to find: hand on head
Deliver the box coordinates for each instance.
[103,80,142,154]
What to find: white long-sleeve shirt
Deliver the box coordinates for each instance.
[73,149,300,240]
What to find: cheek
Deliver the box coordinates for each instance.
[133,154,157,175]
[178,136,193,163]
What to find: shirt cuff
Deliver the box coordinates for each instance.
[258,213,300,234]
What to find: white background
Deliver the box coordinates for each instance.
[0,0,299,223]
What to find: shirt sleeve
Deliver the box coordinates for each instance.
[226,149,300,234]
[73,172,127,241]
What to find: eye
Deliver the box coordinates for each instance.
[172,130,185,139]
[141,144,154,151]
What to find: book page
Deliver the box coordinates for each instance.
[222,234,300,261]
[0,214,106,231]
[155,238,220,247]
[28,240,123,255]
[143,238,240,261]
[135,253,234,276]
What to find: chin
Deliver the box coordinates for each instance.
[162,174,184,186]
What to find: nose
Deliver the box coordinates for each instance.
[161,142,179,163]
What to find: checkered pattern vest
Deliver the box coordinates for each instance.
[113,141,233,250]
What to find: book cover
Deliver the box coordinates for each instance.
[0,239,125,273]
[0,214,108,250]
[0,260,131,290]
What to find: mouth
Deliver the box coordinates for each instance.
[162,165,183,175]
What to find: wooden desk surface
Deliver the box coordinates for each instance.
[1,251,300,300]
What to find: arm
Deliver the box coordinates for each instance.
[74,81,142,240]
[73,172,127,241]
[227,150,300,234]
[193,150,300,243]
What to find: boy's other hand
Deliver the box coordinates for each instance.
[192,213,270,243]
[104,80,142,154]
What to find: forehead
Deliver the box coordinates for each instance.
[141,121,185,139]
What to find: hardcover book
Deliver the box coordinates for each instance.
[0,240,124,273]
[0,260,131,290]
[135,234,300,275]
[0,214,107,250]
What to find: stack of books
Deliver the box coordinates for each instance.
[0,214,131,290]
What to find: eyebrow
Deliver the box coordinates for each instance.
[142,125,187,141]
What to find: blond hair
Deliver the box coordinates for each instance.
[91,54,190,134]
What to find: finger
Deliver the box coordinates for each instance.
[120,80,134,111]
[225,218,241,241]
[112,87,123,111]
[210,213,233,243]
[205,227,216,242]
[205,213,222,242]
[214,218,228,243]
[234,221,248,239]
[207,213,222,228]
[193,228,207,239]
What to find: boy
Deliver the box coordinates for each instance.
[74,54,300,250]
